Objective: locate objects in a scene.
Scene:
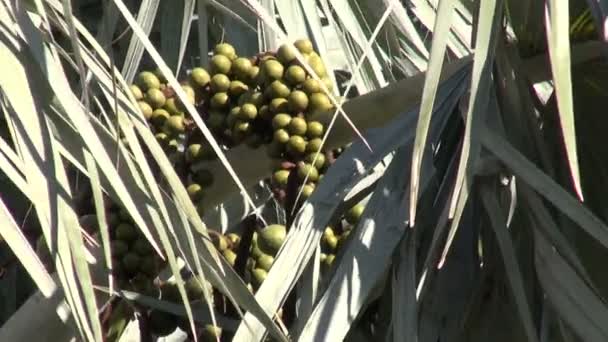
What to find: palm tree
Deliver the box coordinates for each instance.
[0,0,606,341]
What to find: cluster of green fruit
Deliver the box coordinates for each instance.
[320,203,365,273]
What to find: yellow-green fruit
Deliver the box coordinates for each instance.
[201,325,222,342]
[261,59,284,81]
[273,129,290,144]
[229,80,249,97]
[285,65,307,86]
[322,254,336,271]
[167,139,180,153]
[153,68,168,83]
[233,120,251,137]
[307,121,324,138]
[137,71,161,90]
[233,57,253,78]
[207,111,226,130]
[308,53,327,77]
[211,233,229,251]
[272,113,292,130]
[277,43,297,64]
[210,74,231,93]
[322,233,338,251]
[185,144,202,163]
[214,42,236,60]
[238,103,258,120]
[210,54,232,75]
[346,203,365,225]
[251,268,268,288]
[249,91,265,107]
[309,92,333,113]
[305,152,326,170]
[322,76,334,92]
[247,66,259,83]
[297,162,319,182]
[163,116,185,135]
[122,252,141,274]
[307,138,323,153]
[320,253,327,263]
[116,223,137,242]
[270,98,289,113]
[288,116,306,134]
[287,135,307,155]
[288,90,309,113]
[250,242,263,260]
[185,277,206,299]
[130,84,143,100]
[294,38,314,54]
[258,224,287,254]
[272,169,290,187]
[151,108,170,127]
[149,310,178,337]
[226,233,241,248]
[155,132,169,148]
[256,253,274,271]
[267,80,291,99]
[187,183,204,202]
[210,92,229,109]
[111,240,129,257]
[302,78,321,95]
[223,249,237,266]
[145,88,166,109]
[190,67,210,87]
[301,184,315,199]
[138,101,154,120]
[259,105,272,120]
[338,230,351,249]
[163,97,181,115]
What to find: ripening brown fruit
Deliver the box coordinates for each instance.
[210,92,230,109]
[138,101,154,120]
[272,113,292,130]
[287,135,307,155]
[146,88,166,109]
[130,84,143,100]
[210,54,232,75]
[297,162,319,182]
[214,42,237,60]
[277,44,297,64]
[269,98,289,113]
[266,80,291,99]
[238,103,258,121]
[210,74,231,93]
[273,129,290,144]
[294,38,314,54]
[288,117,307,136]
[288,90,309,113]
[190,67,210,87]
[137,71,161,90]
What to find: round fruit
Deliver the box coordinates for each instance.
[287,135,307,155]
[305,152,326,170]
[295,38,314,54]
[246,66,259,84]
[133,238,153,256]
[226,233,240,247]
[322,76,334,92]
[185,277,206,298]
[238,103,258,120]
[232,57,253,78]
[190,67,210,87]
[258,224,286,254]
[111,240,129,257]
[308,53,327,77]
[301,184,315,199]
[207,111,225,130]
[187,183,204,202]
[163,97,181,115]
[233,120,251,137]
[151,108,170,127]
[256,254,274,271]
[153,68,167,83]
[138,101,153,120]
[297,162,319,182]
[272,169,290,187]
[307,138,323,153]
[214,43,236,60]
[322,254,336,271]
[130,84,143,100]
[346,203,365,225]
[185,144,203,163]
[148,310,178,337]
[273,129,290,144]
[272,113,292,130]
[146,88,166,109]
[322,233,338,251]
[302,78,321,94]
[210,54,232,75]
[307,121,324,138]
[288,116,307,136]
[285,65,306,86]
[163,116,185,135]
[155,132,169,148]
[277,43,297,64]
[259,105,272,120]
[122,252,141,274]
[223,249,237,266]
[267,80,291,99]
[251,268,268,288]
[269,98,289,113]
[137,71,161,90]
[309,92,333,113]
[261,59,284,82]
[210,74,231,93]
[288,90,309,113]
[139,258,156,276]
[248,91,265,107]
[201,324,222,342]
[229,80,249,97]
[115,223,137,242]
[210,92,229,109]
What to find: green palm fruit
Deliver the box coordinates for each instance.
[116,223,137,242]
[288,117,307,136]
[130,84,143,100]
[307,121,324,138]
[288,90,309,113]
[272,113,292,130]
[187,183,204,202]
[285,65,307,86]
[322,76,334,92]
[223,249,237,267]
[226,233,240,248]
[167,139,180,154]
[320,253,327,263]
[302,78,321,94]
[322,230,338,251]
[190,67,210,87]
[297,162,319,182]
[214,42,236,60]
[269,98,289,113]
[210,54,232,75]
[132,238,153,256]
[307,138,323,153]
[249,91,265,107]
[211,233,228,251]
[163,97,181,115]
[155,132,169,149]
[233,120,251,139]
[207,111,226,130]
[185,144,203,163]
[305,152,326,170]
[246,66,259,84]
[137,71,161,90]
[122,252,141,274]
[232,57,253,78]
[210,74,231,93]
[138,101,153,120]
[258,224,286,255]
[322,254,335,271]
[287,135,307,155]
[308,53,327,77]
[210,92,229,109]
[229,80,249,97]
[309,92,333,113]
[273,129,290,144]
[201,324,222,342]
[251,268,268,288]
[256,253,274,271]
[258,105,272,120]
[148,310,178,337]
[267,80,291,99]
[145,88,166,109]
[277,43,297,64]
[301,184,315,199]
[261,59,284,82]
[346,203,365,225]
[238,103,258,120]
[162,115,185,135]
[153,68,168,83]
[272,169,290,187]
[139,258,156,276]
[151,108,170,127]
[294,38,314,54]
[111,240,129,258]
